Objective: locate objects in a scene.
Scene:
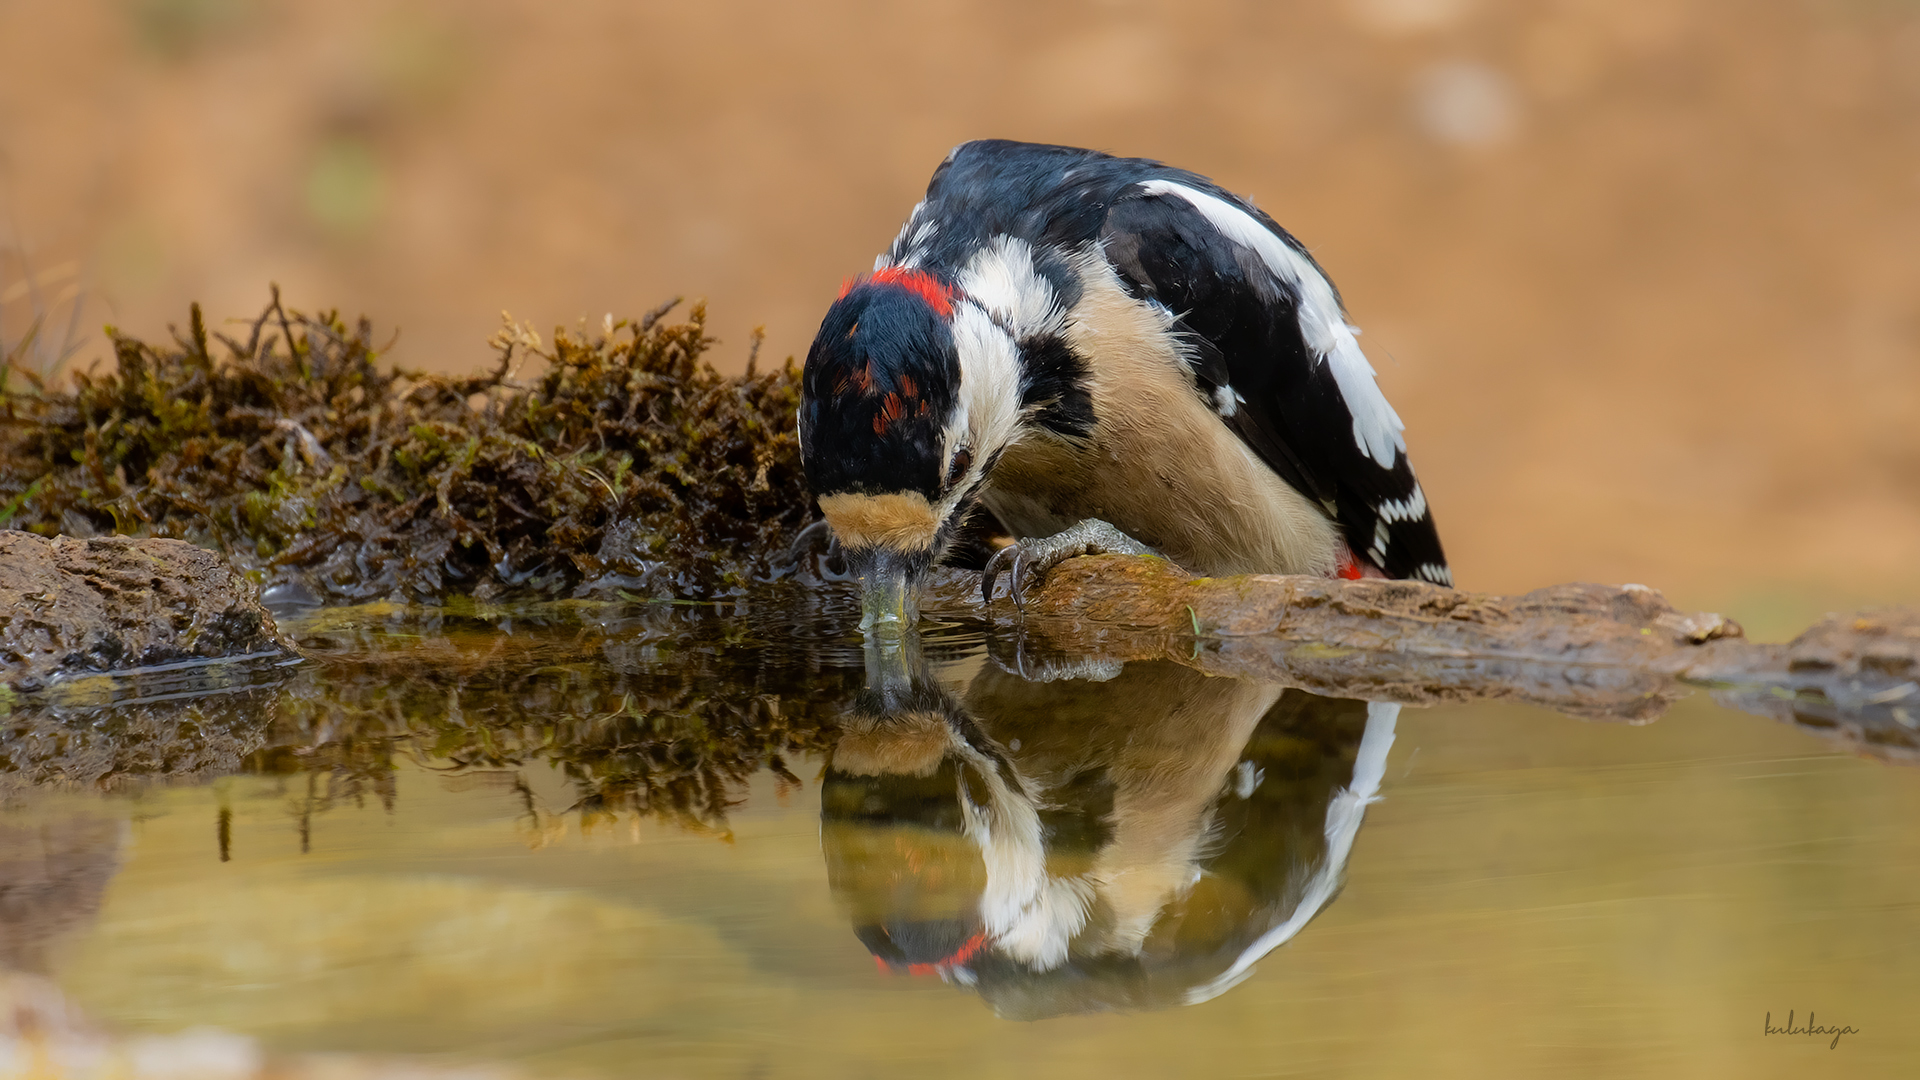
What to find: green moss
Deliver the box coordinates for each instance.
[0,291,813,603]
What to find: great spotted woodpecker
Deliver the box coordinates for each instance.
[800,140,1450,629]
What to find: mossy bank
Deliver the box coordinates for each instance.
[1,293,814,604]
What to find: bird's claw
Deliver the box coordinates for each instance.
[980,519,1157,610]
[988,632,1126,683]
[981,542,1023,610]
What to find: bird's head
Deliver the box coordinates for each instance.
[800,267,1019,631]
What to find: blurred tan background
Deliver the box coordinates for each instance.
[3,0,1917,631]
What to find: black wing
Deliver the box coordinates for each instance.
[1097,180,1451,585]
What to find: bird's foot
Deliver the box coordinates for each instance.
[980,518,1157,609]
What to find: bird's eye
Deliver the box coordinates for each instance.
[946,447,973,488]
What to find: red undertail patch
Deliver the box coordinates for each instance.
[1336,547,1385,581]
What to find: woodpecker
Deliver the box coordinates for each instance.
[800,139,1450,629]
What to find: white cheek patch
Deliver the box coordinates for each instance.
[942,301,1024,517]
[957,235,1068,339]
[952,744,1093,972]
[1137,180,1407,469]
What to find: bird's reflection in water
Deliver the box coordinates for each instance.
[821,637,1397,1019]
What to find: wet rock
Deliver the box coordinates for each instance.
[1780,609,1920,678]
[0,532,295,694]
[2,687,282,794]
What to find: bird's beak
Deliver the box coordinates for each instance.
[847,545,924,633]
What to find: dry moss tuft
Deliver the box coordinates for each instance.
[0,292,812,602]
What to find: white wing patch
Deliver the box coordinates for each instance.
[1136,179,1407,469]
[1186,702,1398,1004]
[956,234,1068,339]
[1377,484,1427,523]
[941,299,1025,519]
[1212,385,1238,417]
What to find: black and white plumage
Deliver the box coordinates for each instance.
[800,139,1450,626]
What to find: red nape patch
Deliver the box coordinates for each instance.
[839,267,955,317]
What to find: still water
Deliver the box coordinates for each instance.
[3,599,1917,1078]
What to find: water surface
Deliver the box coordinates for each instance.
[4,600,1916,1078]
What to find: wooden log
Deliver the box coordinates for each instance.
[930,555,1920,762]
